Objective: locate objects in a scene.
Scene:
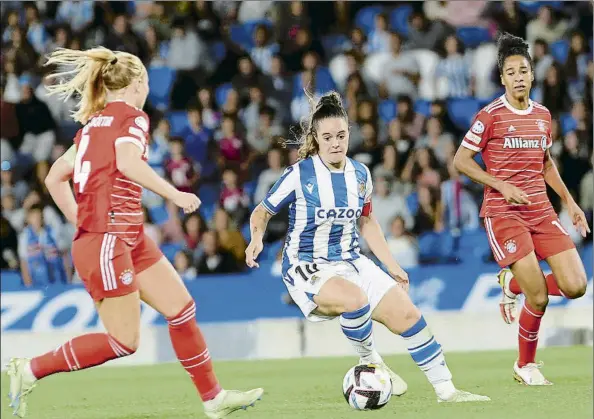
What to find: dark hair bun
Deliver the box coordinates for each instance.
[496,32,529,53]
[318,92,342,109]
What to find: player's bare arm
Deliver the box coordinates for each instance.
[45,144,78,225]
[115,142,200,214]
[453,146,530,205]
[245,204,273,268]
[543,149,590,236]
[359,213,409,290]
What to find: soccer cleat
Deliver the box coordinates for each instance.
[437,389,491,403]
[6,358,38,418]
[203,388,264,419]
[497,268,518,324]
[376,362,408,396]
[513,361,552,386]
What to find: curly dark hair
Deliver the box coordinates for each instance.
[496,32,533,74]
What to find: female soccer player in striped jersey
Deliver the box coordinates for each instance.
[454,33,589,385]
[6,47,262,418]
[246,91,490,403]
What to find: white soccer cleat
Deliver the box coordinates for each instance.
[6,358,38,418]
[497,268,518,324]
[376,362,408,396]
[437,389,491,403]
[203,388,264,419]
[513,361,552,386]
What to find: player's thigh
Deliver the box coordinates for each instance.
[314,276,368,316]
[95,292,141,351]
[510,251,549,309]
[352,257,420,334]
[545,248,587,299]
[72,232,139,302]
[484,216,534,268]
[136,256,193,319]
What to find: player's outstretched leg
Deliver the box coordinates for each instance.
[7,292,141,417]
[373,286,491,402]
[311,276,408,396]
[136,257,263,418]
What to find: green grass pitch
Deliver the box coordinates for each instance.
[2,346,592,419]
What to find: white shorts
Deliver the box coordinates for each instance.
[283,255,397,322]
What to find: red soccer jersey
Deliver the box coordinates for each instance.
[73,101,150,245]
[460,95,556,225]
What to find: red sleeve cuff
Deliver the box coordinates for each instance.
[362,200,372,216]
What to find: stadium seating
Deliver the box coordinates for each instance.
[447,98,480,130]
[215,83,233,108]
[378,99,397,122]
[389,5,413,37]
[456,27,492,49]
[166,111,190,136]
[550,39,570,64]
[354,5,384,34]
[147,66,176,110]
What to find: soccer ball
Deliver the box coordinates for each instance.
[342,364,392,410]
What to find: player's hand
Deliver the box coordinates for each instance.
[500,182,531,206]
[173,191,201,214]
[245,239,263,268]
[567,199,591,237]
[388,265,409,292]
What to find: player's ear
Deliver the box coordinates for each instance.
[500,75,505,86]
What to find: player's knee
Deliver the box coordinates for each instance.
[109,329,140,353]
[342,289,368,313]
[563,275,587,299]
[526,293,548,311]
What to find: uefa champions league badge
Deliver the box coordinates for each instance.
[505,240,517,254]
[471,120,485,134]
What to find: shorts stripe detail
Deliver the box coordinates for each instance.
[485,217,505,261]
[101,234,118,291]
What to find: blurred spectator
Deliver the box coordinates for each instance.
[35,74,77,123]
[247,106,284,155]
[386,216,419,269]
[0,215,19,270]
[413,185,443,235]
[542,63,570,117]
[435,35,472,99]
[2,10,20,44]
[526,6,569,47]
[372,175,414,233]
[182,213,206,252]
[164,137,199,194]
[55,1,94,33]
[277,1,311,46]
[18,204,69,286]
[558,131,590,202]
[238,1,276,23]
[197,87,221,131]
[213,208,247,263]
[174,250,197,281]
[379,33,419,99]
[485,0,528,39]
[4,28,38,77]
[220,168,250,226]
[580,156,593,218]
[402,147,442,189]
[191,1,222,41]
[566,31,590,101]
[1,85,20,158]
[385,119,414,169]
[532,39,554,84]
[440,160,479,232]
[250,24,280,75]
[351,123,382,168]
[24,3,49,55]
[16,81,57,163]
[366,13,391,54]
[255,148,287,203]
[396,96,425,139]
[232,56,270,101]
[281,27,324,73]
[416,117,455,164]
[105,14,148,63]
[425,1,488,28]
[1,163,29,206]
[373,144,399,183]
[148,119,171,177]
[183,107,211,168]
[218,117,252,172]
[196,230,240,274]
[268,55,292,109]
[406,11,450,51]
[241,85,282,134]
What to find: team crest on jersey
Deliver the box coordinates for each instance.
[134,116,149,132]
[119,269,134,285]
[504,240,517,254]
[358,180,366,198]
[471,120,485,134]
[536,120,546,132]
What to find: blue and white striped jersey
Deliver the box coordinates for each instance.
[262,154,373,275]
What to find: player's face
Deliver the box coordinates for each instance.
[316,117,349,167]
[500,55,533,100]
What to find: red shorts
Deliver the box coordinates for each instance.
[483,214,575,268]
[72,231,162,301]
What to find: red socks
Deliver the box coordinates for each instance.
[518,302,544,367]
[509,273,564,297]
[30,333,134,380]
[167,300,221,401]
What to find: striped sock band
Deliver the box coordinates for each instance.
[402,316,452,384]
[340,304,379,362]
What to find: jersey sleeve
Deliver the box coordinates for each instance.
[114,112,150,153]
[261,165,298,215]
[461,109,494,152]
[361,165,373,216]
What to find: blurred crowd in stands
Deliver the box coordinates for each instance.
[1,1,592,286]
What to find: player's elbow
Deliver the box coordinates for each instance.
[453,151,467,174]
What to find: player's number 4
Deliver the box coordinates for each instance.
[74,132,91,193]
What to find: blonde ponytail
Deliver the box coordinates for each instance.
[45,47,144,124]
